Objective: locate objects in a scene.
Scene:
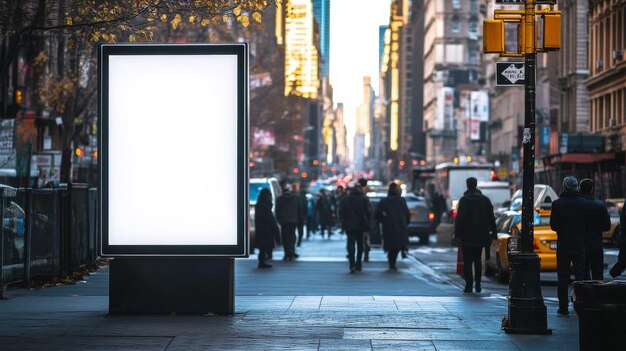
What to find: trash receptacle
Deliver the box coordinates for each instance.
[573,280,626,351]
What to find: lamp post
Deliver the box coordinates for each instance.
[484,0,561,335]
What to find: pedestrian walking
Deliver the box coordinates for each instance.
[609,204,626,278]
[340,183,371,273]
[275,184,301,261]
[358,178,373,260]
[306,195,317,237]
[316,189,333,238]
[335,185,346,234]
[550,176,587,315]
[376,182,411,270]
[254,189,280,268]
[579,179,611,280]
[297,187,308,246]
[454,177,497,293]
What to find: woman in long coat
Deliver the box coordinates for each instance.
[375,182,411,270]
[255,188,280,268]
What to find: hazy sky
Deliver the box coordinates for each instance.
[329,0,391,146]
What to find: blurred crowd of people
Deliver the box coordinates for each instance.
[254,178,412,274]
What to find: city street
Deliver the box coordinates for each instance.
[0,231,593,350]
[240,231,622,300]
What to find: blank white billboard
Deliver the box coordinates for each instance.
[100,44,248,256]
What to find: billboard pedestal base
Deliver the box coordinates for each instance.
[109,257,234,315]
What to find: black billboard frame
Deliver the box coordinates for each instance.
[98,43,249,257]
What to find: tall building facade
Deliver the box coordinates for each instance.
[586,0,626,153]
[311,0,330,79]
[423,0,483,164]
[559,0,590,134]
[354,77,375,171]
[284,0,320,98]
[380,0,410,177]
[409,0,426,160]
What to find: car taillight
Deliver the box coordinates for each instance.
[448,210,457,217]
[428,212,435,221]
[533,239,539,250]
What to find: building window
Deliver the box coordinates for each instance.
[470,0,477,13]
[469,21,478,36]
[469,46,478,64]
[451,16,459,33]
[452,0,461,10]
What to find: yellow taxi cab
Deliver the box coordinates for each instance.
[486,209,557,283]
[602,198,624,244]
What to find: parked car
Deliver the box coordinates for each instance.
[249,178,282,245]
[478,181,511,215]
[368,192,435,245]
[485,209,557,283]
[506,184,558,212]
[405,194,436,244]
[603,198,624,245]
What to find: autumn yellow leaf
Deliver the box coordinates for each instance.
[160,14,167,22]
[171,13,182,29]
[252,12,262,22]
[189,15,196,23]
[34,51,47,64]
[129,34,136,42]
[66,16,73,26]
[238,14,250,27]
[102,33,109,41]
[201,18,210,26]
[233,5,242,16]
[223,14,229,22]
[256,2,264,10]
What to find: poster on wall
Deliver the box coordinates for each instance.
[99,44,249,256]
[436,87,455,131]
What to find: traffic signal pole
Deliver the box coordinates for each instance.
[504,0,551,335]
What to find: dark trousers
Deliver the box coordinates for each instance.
[584,248,604,280]
[610,240,626,277]
[258,248,269,266]
[388,249,400,268]
[346,230,364,269]
[297,221,305,246]
[557,250,585,310]
[462,246,483,288]
[281,223,297,258]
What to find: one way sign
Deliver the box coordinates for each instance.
[496,62,525,86]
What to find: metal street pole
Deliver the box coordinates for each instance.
[504,0,550,335]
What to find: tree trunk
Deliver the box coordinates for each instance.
[60,146,72,183]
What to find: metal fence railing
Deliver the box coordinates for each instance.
[1,184,98,292]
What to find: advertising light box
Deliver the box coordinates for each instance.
[99,44,248,256]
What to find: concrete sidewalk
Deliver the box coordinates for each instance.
[0,265,579,351]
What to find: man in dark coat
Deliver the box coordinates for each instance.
[335,185,346,234]
[610,204,626,278]
[275,184,301,260]
[376,182,411,270]
[254,189,280,268]
[550,176,587,315]
[579,179,611,280]
[316,189,333,238]
[454,177,497,293]
[297,187,308,246]
[340,184,371,273]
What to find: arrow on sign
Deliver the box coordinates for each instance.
[502,64,525,84]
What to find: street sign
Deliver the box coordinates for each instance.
[496,62,525,86]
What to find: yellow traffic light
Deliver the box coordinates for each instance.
[483,20,505,54]
[15,89,22,105]
[542,14,561,50]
